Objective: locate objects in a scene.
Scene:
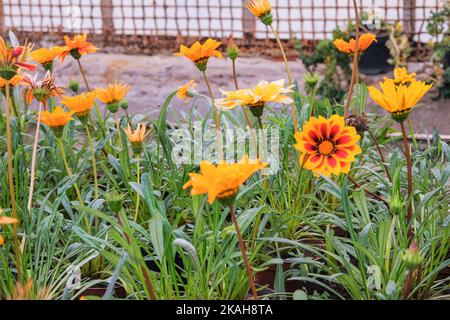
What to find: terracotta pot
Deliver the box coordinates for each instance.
[256,263,319,293]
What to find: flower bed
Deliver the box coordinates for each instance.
[0,0,448,301]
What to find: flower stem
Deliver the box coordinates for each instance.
[269,24,297,130]
[5,81,22,281]
[202,71,223,160]
[348,175,389,207]
[229,206,258,300]
[232,59,240,90]
[116,210,156,300]
[343,0,360,119]
[202,70,221,131]
[134,157,140,223]
[57,138,90,232]
[85,125,99,198]
[76,59,107,137]
[400,122,414,241]
[27,102,43,215]
[368,130,392,183]
[232,59,258,149]
[115,113,123,149]
[402,271,414,300]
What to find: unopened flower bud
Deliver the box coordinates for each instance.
[105,191,125,212]
[227,35,239,61]
[304,72,320,94]
[389,193,404,216]
[119,100,129,110]
[401,242,423,271]
[69,80,80,93]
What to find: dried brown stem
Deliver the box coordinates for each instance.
[348,175,389,207]
[344,0,360,119]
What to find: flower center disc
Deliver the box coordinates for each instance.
[318,140,334,155]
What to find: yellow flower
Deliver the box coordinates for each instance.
[384,67,416,86]
[177,80,197,103]
[61,91,97,118]
[294,115,362,177]
[175,39,222,71]
[183,155,268,205]
[59,34,98,61]
[368,80,432,122]
[247,0,273,25]
[96,82,131,113]
[125,123,148,155]
[39,106,74,129]
[216,79,293,117]
[333,33,377,54]
[29,46,63,70]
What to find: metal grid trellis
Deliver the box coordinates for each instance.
[0,0,444,56]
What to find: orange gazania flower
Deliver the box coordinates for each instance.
[39,106,74,128]
[125,123,148,155]
[384,67,416,86]
[0,213,19,246]
[7,278,50,300]
[61,91,97,118]
[175,39,222,71]
[29,46,63,70]
[333,33,377,54]
[59,34,98,61]
[125,123,147,144]
[0,36,36,80]
[294,115,362,177]
[0,75,23,90]
[22,71,64,106]
[183,155,268,205]
[368,80,432,123]
[96,82,131,113]
[247,0,273,25]
[177,80,198,103]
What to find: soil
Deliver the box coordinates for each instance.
[53,53,449,135]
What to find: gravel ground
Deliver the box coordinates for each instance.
[55,53,450,135]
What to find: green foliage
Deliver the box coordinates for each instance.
[0,54,448,301]
[295,26,353,102]
[427,4,450,99]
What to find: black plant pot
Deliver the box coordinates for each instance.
[444,50,450,69]
[358,33,393,75]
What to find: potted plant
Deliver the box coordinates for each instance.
[427,3,450,99]
[358,12,395,75]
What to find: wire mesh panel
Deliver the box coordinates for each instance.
[0,0,444,54]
